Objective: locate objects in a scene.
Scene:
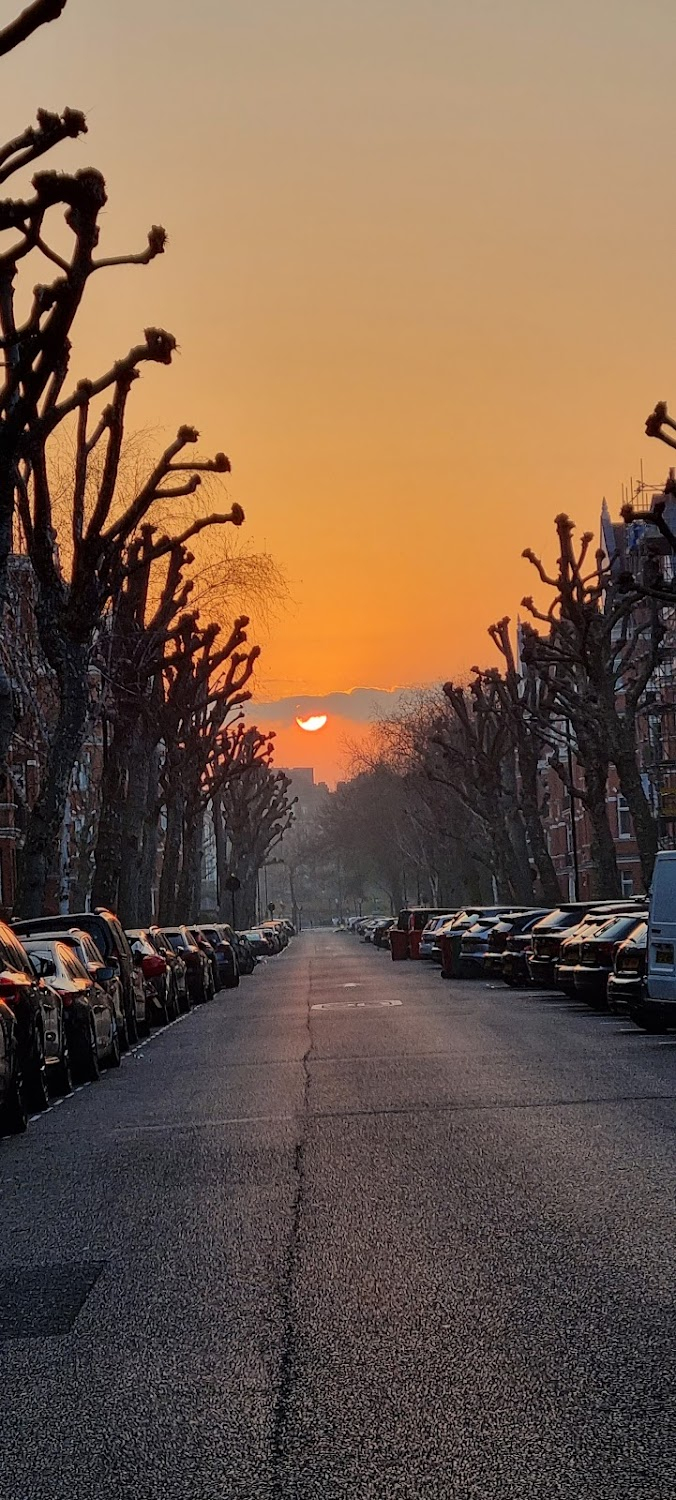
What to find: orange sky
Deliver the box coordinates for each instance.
[6,1,676,780]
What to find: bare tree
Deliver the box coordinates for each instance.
[521,513,662,891]
[0,0,68,57]
[17,389,243,915]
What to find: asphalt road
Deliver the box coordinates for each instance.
[1,930,675,1499]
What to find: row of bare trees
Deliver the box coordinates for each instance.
[317,498,673,910]
[0,3,295,923]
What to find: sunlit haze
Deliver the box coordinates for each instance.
[10,1,676,779]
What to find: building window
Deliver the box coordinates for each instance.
[617,793,632,839]
[621,873,634,897]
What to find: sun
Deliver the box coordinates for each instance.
[296,714,328,733]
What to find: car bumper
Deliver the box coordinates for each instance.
[573,965,609,999]
[607,973,643,1010]
[527,955,557,987]
[460,951,488,976]
[501,952,529,984]
[483,952,505,977]
[555,963,577,994]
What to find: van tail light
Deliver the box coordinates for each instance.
[142,954,167,980]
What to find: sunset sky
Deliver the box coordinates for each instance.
[7,1,676,780]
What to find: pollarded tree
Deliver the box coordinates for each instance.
[16,385,243,915]
[156,613,259,924]
[437,678,534,902]
[521,513,663,891]
[217,731,295,927]
[485,617,561,904]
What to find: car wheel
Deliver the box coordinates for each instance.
[2,1058,28,1134]
[630,1008,668,1034]
[126,1003,139,1047]
[117,1010,130,1052]
[27,1025,50,1113]
[107,1020,121,1069]
[82,1020,101,1083]
[50,1034,73,1097]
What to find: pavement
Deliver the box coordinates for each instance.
[1,929,675,1499]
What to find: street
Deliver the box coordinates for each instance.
[1,930,675,1499]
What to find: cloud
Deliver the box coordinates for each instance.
[248,685,411,727]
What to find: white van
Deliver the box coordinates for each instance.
[645,851,676,1029]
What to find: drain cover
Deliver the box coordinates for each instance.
[0,1262,105,1338]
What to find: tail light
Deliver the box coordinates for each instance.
[0,977,19,1004]
[61,991,74,1007]
[142,954,167,980]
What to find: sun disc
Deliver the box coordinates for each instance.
[296,714,328,733]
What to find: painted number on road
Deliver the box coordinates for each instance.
[311,1000,403,1010]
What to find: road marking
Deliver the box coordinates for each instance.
[311,999,403,1011]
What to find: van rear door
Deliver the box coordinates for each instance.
[647,851,676,1005]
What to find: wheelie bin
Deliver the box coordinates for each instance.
[440,931,462,979]
[390,928,409,961]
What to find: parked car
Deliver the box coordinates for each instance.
[432,907,509,973]
[259,923,283,954]
[419,915,456,959]
[643,850,676,1031]
[501,910,558,986]
[191,925,239,990]
[149,927,190,1012]
[607,921,648,1015]
[160,927,213,1004]
[54,926,127,1046]
[460,916,511,977]
[242,929,274,960]
[0,996,26,1134]
[527,906,598,988]
[484,910,550,979]
[0,920,64,1112]
[13,908,138,1049]
[234,932,256,974]
[555,904,645,995]
[573,912,648,1007]
[373,920,396,950]
[127,930,180,1025]
[24,937,120,1076]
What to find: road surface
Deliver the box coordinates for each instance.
[1,930,675,1498]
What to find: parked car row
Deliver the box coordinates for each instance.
[0,908,294,1137]
[355,898,663,1032]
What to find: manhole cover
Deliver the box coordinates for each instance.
[0,1262,105,1338]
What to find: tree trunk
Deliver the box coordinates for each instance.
[239,870,257,928]
[91,716,127,911]
[117,727,154,926]
[614,749,657,892]
[176,802,201,919]
[138,745,161,925]
[213,793,228,920]
[582,764,621,898]
[158,781,183,925]
[517,742,561,903]
[17,640,89,916]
